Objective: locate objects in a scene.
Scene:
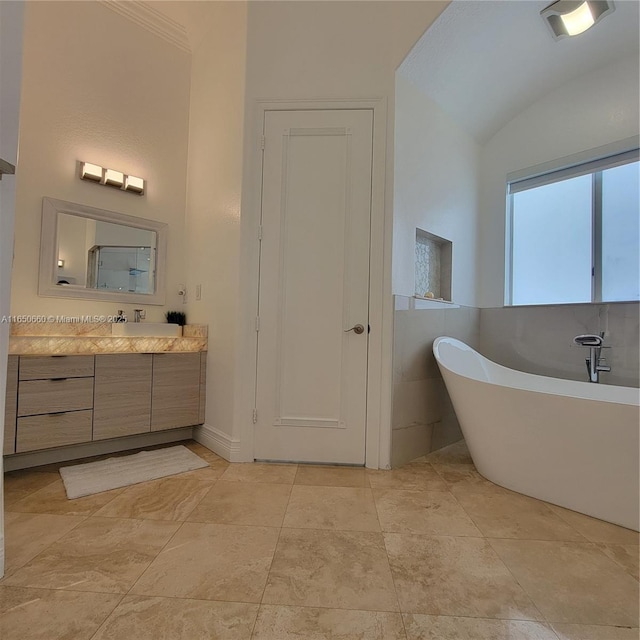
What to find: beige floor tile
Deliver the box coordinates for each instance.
[183,441,230,468]
[7,479,123,516]
[546,504,640,544]
[91,595,258,640]
[454,491,587,541]
[552,623,640,639]
[3,517,179,594]
[253,605,406,639]
[431,463,504,494]
[294,464,368,487]
[263,528,399,611]
[374,489,481,536]
[2,512,85,577]
[0,585,121,640]
[93,467,222,521]
[422,440,473,465]
[367,464,448,491]
[130,522,279,602]
[595,543,639,580]
[220,463,298,484]
[3,471,59,507]
[490,538,640,626]
[385,533,541,619]
[283,486,380,531]
[403,614,559,640]
[187,481,291,527]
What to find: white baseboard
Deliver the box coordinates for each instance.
[3,427,194,472]
[193,423,242,462]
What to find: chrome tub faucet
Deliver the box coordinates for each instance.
[573,332,611,383]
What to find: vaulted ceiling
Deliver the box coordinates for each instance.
[399,0,640,143]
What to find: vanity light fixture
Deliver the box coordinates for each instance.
[80,162,103,182]
[104,168,124,188]
[541,0,615,40]
[79,161,145,195]
[124,174,145,194]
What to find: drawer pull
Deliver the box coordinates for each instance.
[49,411,67,416]
[51,377,68,381]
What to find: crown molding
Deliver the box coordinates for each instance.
[101,1,191,53]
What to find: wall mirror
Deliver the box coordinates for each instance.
[39,197,167,305]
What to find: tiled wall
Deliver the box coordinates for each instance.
[479,303,639,388]
[391,296,479,468]
[391,299,639,468]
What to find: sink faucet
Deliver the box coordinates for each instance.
[573,332,611,383]
[133,309,146,323]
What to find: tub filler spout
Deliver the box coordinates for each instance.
[573,332,610,383]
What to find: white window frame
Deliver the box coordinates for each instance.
[506,142,640,306]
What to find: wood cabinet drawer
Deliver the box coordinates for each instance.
[19,355,94,381]
[18,377,94,417]
[199,351,207,424]
[16,410,93,453]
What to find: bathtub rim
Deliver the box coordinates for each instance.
[433,336,639,407]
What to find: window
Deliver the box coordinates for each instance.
[507,149,639,306]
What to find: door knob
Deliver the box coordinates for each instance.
[345,324,365,335]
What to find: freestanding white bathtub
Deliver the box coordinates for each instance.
[433,336,640,531]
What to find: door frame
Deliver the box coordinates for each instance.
[236,97,390,469]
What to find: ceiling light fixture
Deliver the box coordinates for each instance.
[541,0,615,40]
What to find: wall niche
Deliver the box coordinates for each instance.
[415,229,452,302]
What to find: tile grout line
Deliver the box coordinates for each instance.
[250,479,295,639]
[372,487,410,636]
[85,592,128,640]
[0,512,91,581]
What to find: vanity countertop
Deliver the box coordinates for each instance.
[8,322,207,355]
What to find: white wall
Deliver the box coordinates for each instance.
[236,0,447,464]
[478,55,640,308]
[184,2,247,445]
[393,73,479,306]
[0,0,24,578]
[11,1,191,321]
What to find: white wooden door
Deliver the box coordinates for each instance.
[0,0,25,577]
[254,109,373,464]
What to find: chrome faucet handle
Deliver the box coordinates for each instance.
[574,334,603,347]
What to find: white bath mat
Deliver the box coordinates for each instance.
[59,445,209,499]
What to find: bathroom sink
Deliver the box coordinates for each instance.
[111,323,181,337]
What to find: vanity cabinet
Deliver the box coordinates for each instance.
[4,351,206,456]
[3,355,18,455]
[151,353,201,431]
[199,351,207,424]
[16,355,95,453]
[93,354,152,440]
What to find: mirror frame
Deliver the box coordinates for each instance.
[39,197,168,305]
